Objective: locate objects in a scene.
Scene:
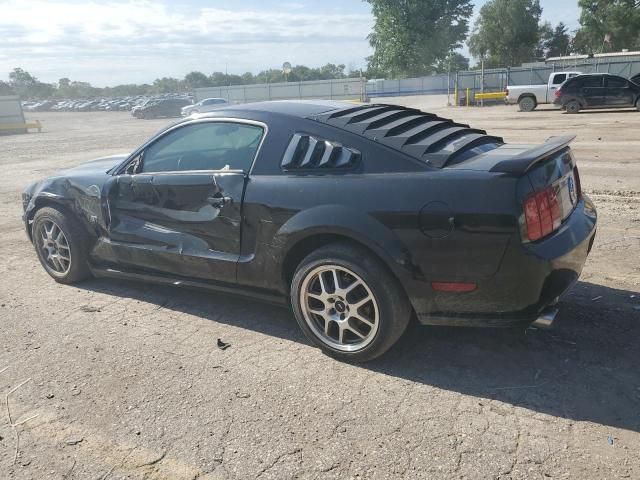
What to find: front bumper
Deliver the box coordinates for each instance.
[414,195,597,326]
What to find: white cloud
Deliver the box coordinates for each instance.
[0,0,373,86]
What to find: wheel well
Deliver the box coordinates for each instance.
[281,234,397,293]
[26,199,80,240]
[517,94,536,104]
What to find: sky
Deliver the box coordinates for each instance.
[0,0,581,87]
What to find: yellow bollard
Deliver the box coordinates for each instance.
[466,88,470,107]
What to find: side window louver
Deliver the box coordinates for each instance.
[313,105,504,168]
[281,134,360,171]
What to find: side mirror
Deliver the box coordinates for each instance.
[124,152,144,174]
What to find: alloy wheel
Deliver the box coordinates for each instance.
[300,265,379,352]
[38,220,71,276]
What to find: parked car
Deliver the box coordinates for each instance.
[181,98,229,116]
[506,71,581,112]
[21,101,597,361]
[553,73,640,113]
[132,98,191,119]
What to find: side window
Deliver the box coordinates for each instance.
[552,74,566,85]
[568,73,578,78]
[582,76,603,88]
[139,122,264,173]
[606,76,628,88]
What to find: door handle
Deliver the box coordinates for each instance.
[207,195,232,208]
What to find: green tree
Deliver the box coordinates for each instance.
[8,68,55,98]
[468,0,542,67]
[365,0,473,78]
[546,22,572,57]
[434,52,470,73]
[574,0,640,53]
[537,22,572,58]
[184,71,211,89]
[152,77,183,93]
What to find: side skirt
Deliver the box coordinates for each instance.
[89,266,289,308]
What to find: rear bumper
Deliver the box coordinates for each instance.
[414,195,597,326]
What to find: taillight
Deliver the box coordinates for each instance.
[554,89,562,98]
[505,88,509,96]
[523,186,562,241]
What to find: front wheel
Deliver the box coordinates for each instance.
[291,242,411,362]
[565,100,581,114]
[32,207,92,284]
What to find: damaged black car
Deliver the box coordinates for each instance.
[22,101,597,361]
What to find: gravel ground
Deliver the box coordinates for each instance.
[0,103,639,480]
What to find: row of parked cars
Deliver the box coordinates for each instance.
[22,94,196,117]
[131,97,229,119]
[506,72,640,113]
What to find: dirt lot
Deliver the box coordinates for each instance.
[1,103,639,479]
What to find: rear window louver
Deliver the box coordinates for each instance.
[312,105,503,168]
[281,133,360,171]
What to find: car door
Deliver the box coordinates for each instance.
[605,76,634,107]
[103,119,265,283]
[580,75,606,107]
[547,73,567,102]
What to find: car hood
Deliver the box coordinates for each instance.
[62,153,129,175]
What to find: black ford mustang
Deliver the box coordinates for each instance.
[22,101,597,361]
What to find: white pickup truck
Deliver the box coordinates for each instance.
[506,71,581,112]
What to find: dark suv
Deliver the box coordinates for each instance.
[133,98,191,119]
[553,73,640,113]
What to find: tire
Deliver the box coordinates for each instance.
[636,98,640,112]
[290,242,411,362]
[518,96,536,112]
[32,206,92,284]
[565,100,581,114]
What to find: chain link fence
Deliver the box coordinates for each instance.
[365,59,640,100]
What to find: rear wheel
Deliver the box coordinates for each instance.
[290,242,411,362]
[32,207,92,284]
[565,100,581,114]
[518,96,536,112]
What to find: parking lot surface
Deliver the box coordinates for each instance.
[1,103,639,479]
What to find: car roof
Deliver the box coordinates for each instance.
[203,99,360,119]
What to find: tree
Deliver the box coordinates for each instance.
[546,22,572,57]
[365,0,474,78]
[574,0,640,53]
[152,77,183,93]
[434,52,470,73]
[468,0,542,67]
[184,71,211,89]
[9,67,55,98]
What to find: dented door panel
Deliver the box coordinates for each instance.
[99,171,245,282]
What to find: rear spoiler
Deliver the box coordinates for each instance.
[490,135,576,174]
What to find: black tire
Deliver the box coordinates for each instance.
[636,98,640,112]
[32,206,92,284]
[565,100,581,114]
[518,96,536,112]
[290,242,411,362]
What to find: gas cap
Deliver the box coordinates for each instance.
[419,201,454,239]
